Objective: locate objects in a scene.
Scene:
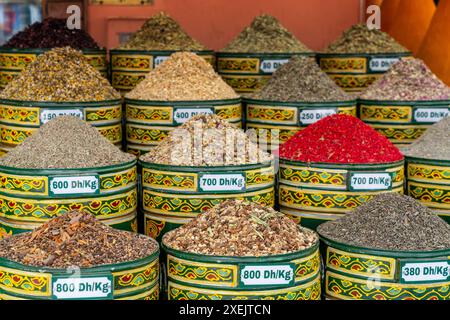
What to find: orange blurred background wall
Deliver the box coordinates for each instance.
[87,0,363,51]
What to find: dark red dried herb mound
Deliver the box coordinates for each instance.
[3,17,99,49]
[278,114,403,164]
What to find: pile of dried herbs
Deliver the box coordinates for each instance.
[318,193,450,251]
[126,52,238,100]
[119,12,207,51]
[0,47,119,102]
[253,56,353,102]
[222,14,311,53]
[360,58,450,101]
[2,17,99,49]
[163,200,317,256]
[0,211,158,268]
[140,114,272,166]
[0,116,134,169]
[324,24,407,53]
[404,116,450,160]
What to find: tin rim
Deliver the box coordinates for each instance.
[139,159,274,172]
[278,158,405,169]
[0,98,121,107]
[125,97,241,105]
[0,47,106,54]
[243,97,357,106]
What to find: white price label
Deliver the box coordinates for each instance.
[173,108,214,124]
[260,59,289,73]
[299,108,337,125]
[52,277,112,299]
[40,109,84,124]
[154,56,169,67]
[240,265,294,286]
[49,176,99,195]
[369,58,400,72]
[401,262,450,283]
[199,173,245,191]
[414,108,449,123]
[349,173,392,190]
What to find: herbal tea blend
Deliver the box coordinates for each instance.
[163,200,318,256]
[278,114,403,163]
[119,12,206,51]
[140,114,272,166]
[126,52,238,100]
[0,211,158,268]
[0,116,134,169]
[252,56,353,102]
[324,24,407,53]
[2,17,99,49]
[318,193,450,251]
[360,58,450,101]
[0,47,119,102]
[222,14,311,53]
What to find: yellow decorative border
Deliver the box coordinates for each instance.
[407,162,450,184]
[360,105,413,123]
[112,258,159,295]
[0,265,51,297]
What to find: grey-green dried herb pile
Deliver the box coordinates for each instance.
[0,211,158,268]
[0,116,135,169]
[404,116,450,160]
[126,52,238,100]
[360,58,450,101]
[324,24,407,53]
[317,193,450,251]
[163,200,318,256]
[119,12,206,50]
[140,114,272,166]
[0,47,119,102]
[222,14,311,53]
[253,56,353,102]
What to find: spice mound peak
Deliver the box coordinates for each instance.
[0,116,135,169]
[140,114,272,166]
[163,199,318,256]
[0,210,158,268]
[278,114,403,164]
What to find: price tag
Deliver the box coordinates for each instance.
[413,108,449,123]
[369,57,400,72]
[199,173,245,192]
[348,172,392,191]
[49,176,100,195]
[299,108,337,125]
[40,109,84,124]
[259,59,289,73]
[52,275,113,300]
[173,108,214,124]
[400,259,450,283]
[239,264,295,286]
[154,56,169,67]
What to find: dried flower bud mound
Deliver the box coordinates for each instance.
[278,114,403,164]
[163,200,318,256]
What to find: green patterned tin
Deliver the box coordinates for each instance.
[278,159,405,229]
[0,48,108,89]
[359,99,450,146]
[0,160,138,238]
[244,98,357,150]
[217,52,315,93]
[405,156,450,223]
[0,243,159,300]
[316,52,412,93]
[125,98,242,153]
[143,212,190,243]
[162,239,321,300]
[110,49,215,94]
[319,234,450,300]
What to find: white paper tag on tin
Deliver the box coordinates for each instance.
[154,55,169,67]
[260,59,289,73]
[52,277,112,299]
[173,108,214,124]
[40,109,84,124]
[349,173,392,190]
[401,262,450,282]
[413,108,449,123]
[240,265,294,286]
[369,57,400,72]
[299,108,337,125]
[49,176,99,195]
[199,173,245,191]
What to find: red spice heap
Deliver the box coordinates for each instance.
[278,114,403,164]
